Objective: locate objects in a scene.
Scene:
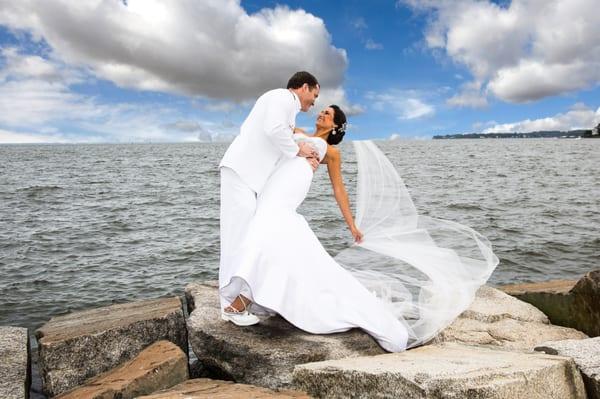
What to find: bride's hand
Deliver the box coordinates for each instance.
[350,225,363,244]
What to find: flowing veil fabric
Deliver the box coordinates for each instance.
[334,140,499,349]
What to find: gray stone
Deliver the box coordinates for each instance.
[189,359,234,381]
[500,270,600,337]
[36,296,187,397]
[459,284,550,323]
[293,342,587,399]
[137,378,310,398]
[185,281,386,389]
[434,285,587,350]
[55,340,188,399]
[535,337,600,399]
[0,326,30,399]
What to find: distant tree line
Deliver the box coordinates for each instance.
[433,129,598,139]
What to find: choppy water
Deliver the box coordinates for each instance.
[1,139,599,339]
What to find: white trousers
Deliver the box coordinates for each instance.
[218,167,256,310]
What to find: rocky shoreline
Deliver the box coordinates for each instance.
[1,270,598,398]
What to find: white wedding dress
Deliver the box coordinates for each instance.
[220,135,499,352]
[220,133,409,352]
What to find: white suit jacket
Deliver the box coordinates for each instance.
[219,88,301,194]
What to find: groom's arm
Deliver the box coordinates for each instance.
[262,92,300,159]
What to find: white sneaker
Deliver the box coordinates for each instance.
[221,309,260,326]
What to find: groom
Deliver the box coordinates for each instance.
[218,71,321,325]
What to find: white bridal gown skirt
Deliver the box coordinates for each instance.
[219,156,409,352]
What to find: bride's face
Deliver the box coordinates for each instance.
[316,107,335,131]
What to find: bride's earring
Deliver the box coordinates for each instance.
[331,128,337,135]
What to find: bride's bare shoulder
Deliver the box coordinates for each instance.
[324,144,340,163]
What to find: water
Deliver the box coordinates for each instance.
[1,138,599,338]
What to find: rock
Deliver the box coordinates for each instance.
[189,360,205,379]
[36,296,187,397]
[137,378,310,398]
[535,337,600,399]
[501,279,577,296]
[568,270,600,336]
[0,326,31,399]
[459,284,552,323]
[55,340,188,399]
[500,270,600,337]
[434,285,587,350]
[185,281,386,389]
[293,342,587,399]
[189,359,234,381]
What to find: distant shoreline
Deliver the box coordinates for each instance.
[434,130,599,139]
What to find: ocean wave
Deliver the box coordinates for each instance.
[17,185,64,197]
[1,139,598,334]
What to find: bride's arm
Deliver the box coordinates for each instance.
[324,146,363,243]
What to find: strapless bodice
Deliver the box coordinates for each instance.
[293,133,328,160]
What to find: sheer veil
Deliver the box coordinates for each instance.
[334,140,499,348]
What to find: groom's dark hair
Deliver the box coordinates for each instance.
[287,71,319,90]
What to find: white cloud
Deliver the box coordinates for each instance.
[0,0,348,102]
[482,103,600,133]
[365,39,384,50]
[203,101,238,113]
[164,120,204,133]
[403,0,600,104]
[400,98,434,119]
[0,48,237,143]
[352,17,368,30]
[389,132,430,140]
[446,80,487,108]
[367,90,435,120]
[163,119,237,142]
[488,59,600,103]
[0,48,100,126]
[0,47,79,83]
[0,128,67,144]
[314,87,364,116]
[350,17,383,51]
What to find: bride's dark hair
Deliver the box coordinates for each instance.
[327,105,347,145]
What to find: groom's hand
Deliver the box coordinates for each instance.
[306,156,319,172]
[297,141,319,159]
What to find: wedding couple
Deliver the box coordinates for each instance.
[217,71,499,353]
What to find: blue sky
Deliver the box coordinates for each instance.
[0,0,598,143]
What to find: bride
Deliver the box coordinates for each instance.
[219,105,499,353]
[220,104,409,352]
